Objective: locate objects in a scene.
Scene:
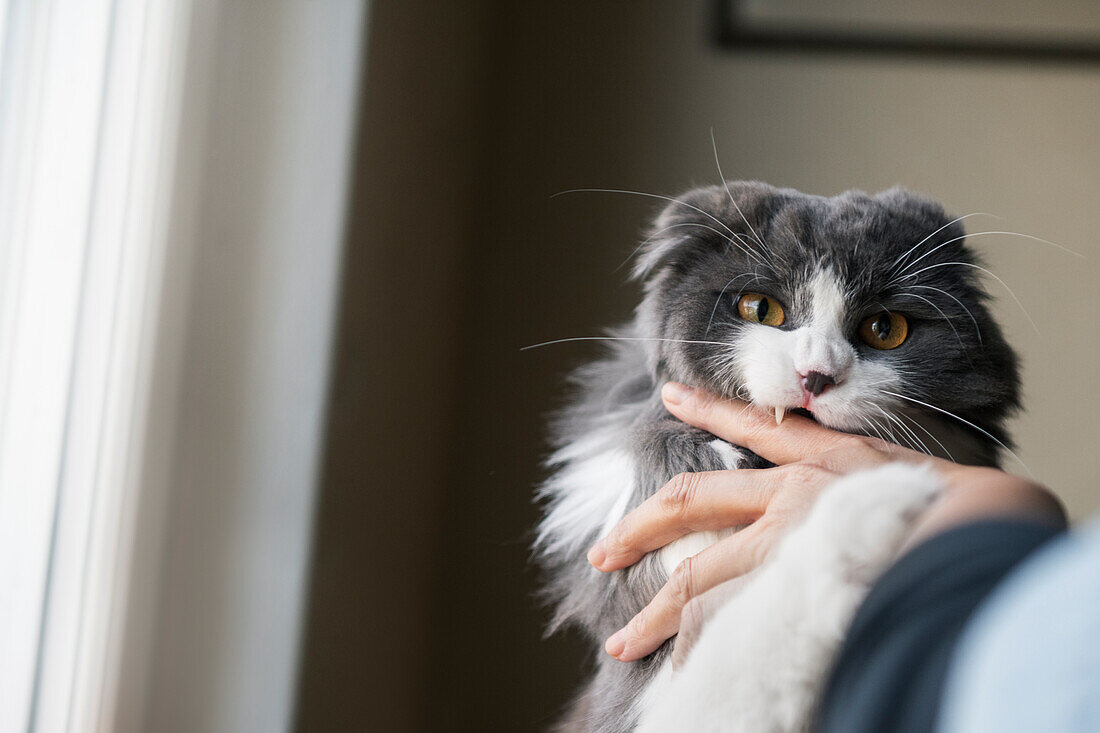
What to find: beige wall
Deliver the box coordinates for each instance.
[298,2,1100,729]
[295,1,499,731]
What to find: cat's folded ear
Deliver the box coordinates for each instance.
[872,186,950,225]
[871,186,972,256]
[631,181,775,281]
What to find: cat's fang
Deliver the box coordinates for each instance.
[775,406,786,425]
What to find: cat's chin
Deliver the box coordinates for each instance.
[796,406,871,434]
[809,410,866,433]
[785,406,873,434]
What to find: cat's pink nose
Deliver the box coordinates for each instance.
[802,370,837,397]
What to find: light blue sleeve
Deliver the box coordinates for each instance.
[938,519,1100,733]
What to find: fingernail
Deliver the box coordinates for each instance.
[662,382,692,406]
[605,629,625,658]
[587,540,607,568]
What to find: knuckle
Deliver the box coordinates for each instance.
[609,525,637,554]
[783,462,821,488]
[839,435,894,464]
[668,557,696,605]
[627,609,650,644]
[660,472,700,520]
[870,436,903,456]
[846,434,882,452]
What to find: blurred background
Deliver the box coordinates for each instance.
[3,1,1100,732]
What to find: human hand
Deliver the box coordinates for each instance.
[591,382,1063,664]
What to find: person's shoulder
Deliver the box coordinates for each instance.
[939,519,1100,733]
[816,518,1065,733]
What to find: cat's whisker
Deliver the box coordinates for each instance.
[868,410,909,452]
[613,222,752,274]
[552,187,768,264]
[861,415,894,447]
[651,222,768,270]
[863,414,890,444]
[894,261,1040,335]
[896,409,956,462]
[883,417,920,454]
[876,405,932,457]
[520,336,735,351]
[706,278,772,338]
[866,405,902,442]
[882,390,1032,476]
[888,417,928,456]
[890,212,995,273]
[892,229,1085,282]
[894,292,973,364]
[905,284,982,345]
[701,350,742,396]
[706,272,763,336]
[710,130,769,253]
[737,401,758,421]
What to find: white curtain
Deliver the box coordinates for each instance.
[0,0,191,729]
[0,1,365,730]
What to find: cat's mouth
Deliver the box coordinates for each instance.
[771,406,816,424]
[789,407,815,421]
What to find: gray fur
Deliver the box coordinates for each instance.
[535,182,1020,732]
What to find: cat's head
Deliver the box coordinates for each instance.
[635,182,1019,459]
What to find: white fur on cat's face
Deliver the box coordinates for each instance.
[731,269,902,431]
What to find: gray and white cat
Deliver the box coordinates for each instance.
[535,182,1020,732]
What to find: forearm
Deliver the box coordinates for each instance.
[901,467,1066,552]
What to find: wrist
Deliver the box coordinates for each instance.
[901,466,1065,551]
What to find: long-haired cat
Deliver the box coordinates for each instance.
[534,182,1019,732]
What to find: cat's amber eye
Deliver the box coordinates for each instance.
[737,293,785,327]
[859,312,909,350]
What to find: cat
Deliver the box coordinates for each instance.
[534,182,1020,732]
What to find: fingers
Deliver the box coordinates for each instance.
[605,525,770,662]
[671,571,757,670]
[588,469,775,572]
[661,382,873,465]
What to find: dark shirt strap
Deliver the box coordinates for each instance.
[815,519,1064,733]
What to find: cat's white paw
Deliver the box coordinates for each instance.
[781,461,944,581]
[637,462,942,733]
